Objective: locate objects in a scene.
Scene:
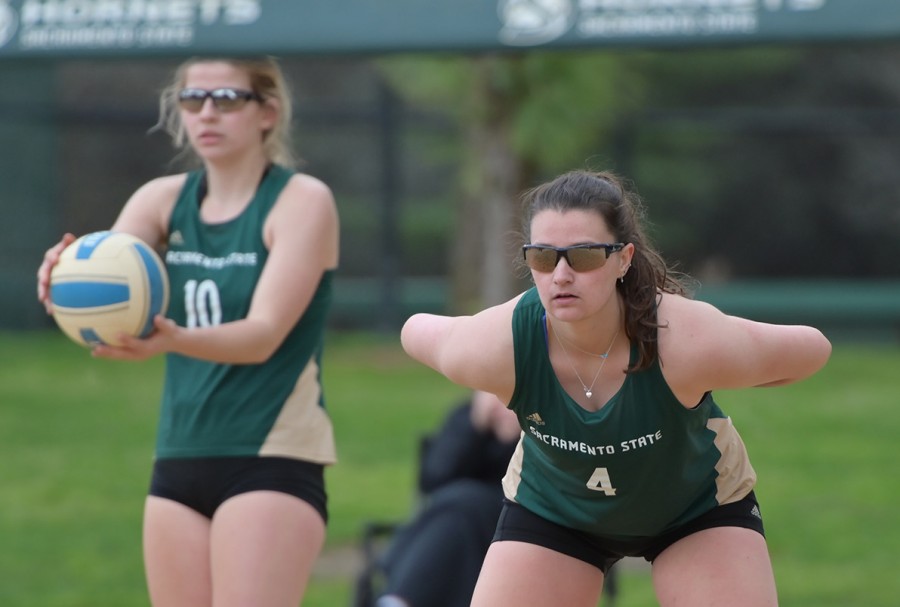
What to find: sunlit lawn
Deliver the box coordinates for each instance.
[1,331,897,606]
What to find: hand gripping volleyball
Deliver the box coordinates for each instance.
[49,231,169,347]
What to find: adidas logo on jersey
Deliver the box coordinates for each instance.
[750,505,762,519]
[169,230,184,246]
[526,412,545,426]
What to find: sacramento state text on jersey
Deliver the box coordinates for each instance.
[166,250,258,269]
[528,425,663,456]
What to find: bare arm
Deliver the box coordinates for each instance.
[658,294,832,405]
[400,295,522,403]
[36,175,182,313]
[95,175,339,364]
[110,175,185,249]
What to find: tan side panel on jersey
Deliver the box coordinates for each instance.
[708,416,757,505]
[501,435,526,502]
[259,359,338,464]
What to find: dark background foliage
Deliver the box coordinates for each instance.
[3,42,899,330]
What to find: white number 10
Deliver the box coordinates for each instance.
[184,279,222,328]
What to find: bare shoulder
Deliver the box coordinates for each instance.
[124,173,189,218]
[133,173,189,200]
[264,173,339,267]
[656,292,723,339]
[284,173,336,207]
[113,174,188,247]
[272,174,337,224]
[272,173,338,226]
[656,291,831,401]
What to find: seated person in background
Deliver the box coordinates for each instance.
[375,391,521,607]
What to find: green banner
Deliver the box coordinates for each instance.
[1,0,898,59]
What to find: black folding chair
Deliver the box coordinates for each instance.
[350,436,620,606]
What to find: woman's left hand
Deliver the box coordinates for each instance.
[91,315,178,361]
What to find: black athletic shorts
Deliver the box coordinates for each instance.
[149,456,328,523]
[493,491,764,574]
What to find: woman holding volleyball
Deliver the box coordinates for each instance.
[38,56,339,606]
[401,169,831,606]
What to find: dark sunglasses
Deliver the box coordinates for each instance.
[522,243,625,272]
[177,87,263,113]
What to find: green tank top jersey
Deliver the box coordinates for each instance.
[503,288,756,539]
[157,165,337,464]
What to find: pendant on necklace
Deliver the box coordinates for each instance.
[549,319,620,403]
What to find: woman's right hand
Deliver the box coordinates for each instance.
[37,232,77,314]
[470,390,521,443]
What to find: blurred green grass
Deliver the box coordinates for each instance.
[1,331,897,606]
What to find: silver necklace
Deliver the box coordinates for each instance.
[554,330,614,358]
[550,321,620,399]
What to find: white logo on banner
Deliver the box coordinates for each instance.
[764,0,827,9]
[498,0,575,46]
[0,2,18,48]
[499,0,831,46]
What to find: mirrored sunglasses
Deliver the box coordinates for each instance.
[522,243,625,272]
[177,87,263,113]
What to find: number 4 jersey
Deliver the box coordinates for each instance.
[503,288,755,539]
[157,165,337,464]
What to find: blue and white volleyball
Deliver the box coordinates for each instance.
[50,231,169,347]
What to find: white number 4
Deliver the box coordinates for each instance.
[586,467,617,496]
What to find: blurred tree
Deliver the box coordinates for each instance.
[378,51,638,309]
[620,44,900,280]
[11,43,898,331]
[382,42,900,301]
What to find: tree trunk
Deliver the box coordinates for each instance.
[451,55,530,312]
